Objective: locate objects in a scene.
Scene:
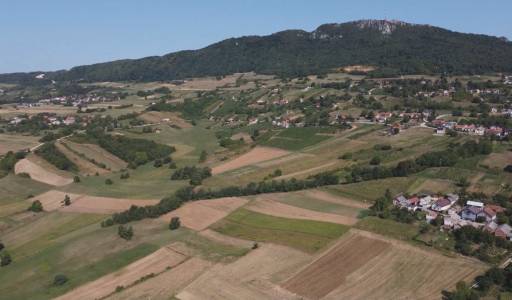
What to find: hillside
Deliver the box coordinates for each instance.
[1,19,512,84]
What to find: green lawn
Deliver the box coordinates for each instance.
[0,174,52,205]
[355,217,419,242]
[260,127,334,151]
[211,208,349,253]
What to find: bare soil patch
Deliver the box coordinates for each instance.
[31,190,159,214]
[212,146,290,175]
[108,257,212,300]
[56,142,108,176]
[177,244,310,300]
[246,196,358,225]
[159,197,249,231]
[231,132,253,143]
[56,246,187,300]
[64,141,127,171]
[14,155,73,186]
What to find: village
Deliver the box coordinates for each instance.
[394,193,512,240]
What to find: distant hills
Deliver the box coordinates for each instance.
[2,19,512,83]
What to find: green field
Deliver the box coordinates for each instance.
[260,127,334,151]
[354,217,419,242]
[211,208,349,253]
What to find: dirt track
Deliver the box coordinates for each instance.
[160,197,249,231]
[14,156,73,186]
[56,246,186,300]
[246,196,358,225]
[212,147,290,175]
[31,190,159,213]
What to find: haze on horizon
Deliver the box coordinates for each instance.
[1,0,511,73]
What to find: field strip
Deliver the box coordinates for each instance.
[255,152,314,168]
[246,197,358,225]
[282,231,391,299]
[64,141,127,171]
[56,247,187,300]
[283,229,487,300]
[303,190,370,209]
[56,142,108,175]
[159,197,249,231]
[275,161,338,180]
[176,244,310,300]
[14,157,73,186]
[199,229,255,248]
[107,257,213,300]
[30,190,159,213]
[212,146,290,175]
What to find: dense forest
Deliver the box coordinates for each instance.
[2,20,512,84]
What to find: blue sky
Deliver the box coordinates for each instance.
[1,0,511,73]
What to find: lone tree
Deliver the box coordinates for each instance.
[169,217,181,230]
[118,225,134,240]
[1,253,12,267]
[63,195,71,206]
[73,175,80,183]
[0,242,4,251]
[105,178,113,185]
[28,200,43,213]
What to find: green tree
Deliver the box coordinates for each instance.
[28,200,43,212]
[105,179,113,185]
[73,175,81,183]
[63,195,71,206]
[169,217,181,230]
[118,225,134,240]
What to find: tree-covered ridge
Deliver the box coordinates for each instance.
[2,20,512,84]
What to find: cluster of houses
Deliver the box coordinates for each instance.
[37,94,118,107]
[8,114,77,127]
[394,193,512,240]
[431,119,509,138]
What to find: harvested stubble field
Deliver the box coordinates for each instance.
[159,197,249,231]
[177,244,310,300]
[63,141,127,171]
[211,146,290,175]
[14,154,73,186]
[31,190,159,214]
[56,246,187,300]
[283,230,486,300]
[246,195,359,225]
[0,133,40,155]
[107,257,212,300]
[56,141,108,175]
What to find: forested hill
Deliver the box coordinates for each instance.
[2,19,512,83]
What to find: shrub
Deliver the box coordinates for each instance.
[118,225,133,240]
[73,175,80,183]
[28,200,43,212]
[53,274,69,286]
[1,253,12,267]
[105,179,113,185]
[169,217,181,230]
[63,195,71,206]
[370,157,381,165]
